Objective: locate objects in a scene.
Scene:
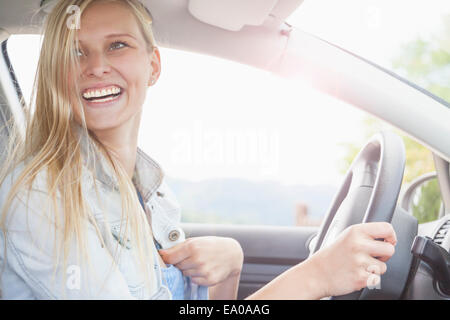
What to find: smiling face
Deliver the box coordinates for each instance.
[73,0,160,134]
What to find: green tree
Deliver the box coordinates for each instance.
[392,15,450,103]
[340,15,450,223]
[411,179,442,224]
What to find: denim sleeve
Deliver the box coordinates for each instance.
[0,187,137,299]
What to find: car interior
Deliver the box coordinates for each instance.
[0,0,449,300]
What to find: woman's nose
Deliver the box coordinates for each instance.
[82,52,111,78]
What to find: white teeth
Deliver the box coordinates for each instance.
[89,95,117,103]
[82,86,121,99]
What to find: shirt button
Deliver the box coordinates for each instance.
[168,229,180,242]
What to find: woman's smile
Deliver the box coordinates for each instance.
[81,84,125,108]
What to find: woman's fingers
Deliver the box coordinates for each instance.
[174,258,197,271]
[365,270,381,289]
[362,238,396,262]
[365,256,388,275]
[159,242,190,265]
[361,222,397,245]
[190,276,209,287]
[181,268,203,278]
[362,257,387,289]
[183,269,221,287]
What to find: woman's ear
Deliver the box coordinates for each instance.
[148,47,161,86]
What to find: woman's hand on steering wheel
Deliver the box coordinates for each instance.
[307,222,397,298]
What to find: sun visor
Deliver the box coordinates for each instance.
[188,0,304,31]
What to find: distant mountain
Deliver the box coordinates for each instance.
[165,177,337,226]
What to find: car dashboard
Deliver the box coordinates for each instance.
[402,214,450,299]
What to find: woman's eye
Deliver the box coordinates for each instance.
[110,41,128,50]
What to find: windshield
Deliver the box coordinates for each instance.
[288,0,450,105]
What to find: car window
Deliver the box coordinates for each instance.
[410,177,443,223]
[132,47,368,226]
[5,35,42,109]
[289,0,450,105]
[5,0,445,229]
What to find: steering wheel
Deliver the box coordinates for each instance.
[309,131,406,299]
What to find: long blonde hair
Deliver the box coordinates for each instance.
[0,0,158,296]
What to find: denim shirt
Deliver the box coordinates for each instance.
[0,126,208,300]
[136,188,207,300]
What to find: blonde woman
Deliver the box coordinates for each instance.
[0,0,243,300]
[0,0,397,300]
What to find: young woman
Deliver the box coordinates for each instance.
[0,0,397,300]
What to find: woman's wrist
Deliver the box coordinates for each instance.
[209,270,241,300]
[245,256,327,300]
[228,238,244,277]
[296,255,328,299]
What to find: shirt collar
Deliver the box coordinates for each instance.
[75,123,164,202]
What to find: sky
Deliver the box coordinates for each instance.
[290,0,450,68]
[7,0,450,187]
